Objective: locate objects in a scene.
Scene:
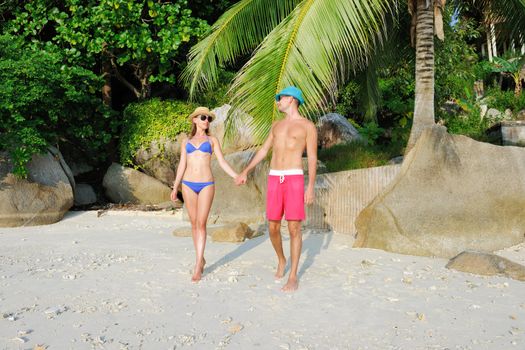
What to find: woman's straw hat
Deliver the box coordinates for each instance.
[188,106,216,122]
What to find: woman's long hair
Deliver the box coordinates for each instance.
[190,118,210,137]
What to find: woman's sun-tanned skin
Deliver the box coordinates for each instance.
[171,108,238,282]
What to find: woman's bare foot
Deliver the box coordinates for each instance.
[281,276,298,292]
[191,258,206,283]
[275,258,286,279]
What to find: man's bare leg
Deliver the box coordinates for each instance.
[282,220,302,292]
[268,220,286,279]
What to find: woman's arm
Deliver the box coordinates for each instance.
[171,138,187,201]
[210,136,238,178]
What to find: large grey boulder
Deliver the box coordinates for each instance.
[210,105,259,154]
[102,163,172,204]
[317,113,363,148]
[354,126,525,258]
[207,150,269,224]
[0,150,74,227]
[306,165,401,235]
[134,135,186,185]
[446,251,525,281]
[74,184,97,206]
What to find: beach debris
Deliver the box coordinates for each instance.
[4,313,17,321]
[228,276,238,283]
[13,336,28,343]
[417,313,425,321]
[360,259,375,267]
[93,336,107,345]
[33,345,48,350]
[217,335,232,349]
[176,334,196,346]
[44,305,67,318]
[228,324,243,334]
[17,329,32,336]
[221,317,232,324]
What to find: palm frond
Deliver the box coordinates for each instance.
[225,0,395,142]
[454,0,525,43]
[181,0,301,100]
[355,11,410,121]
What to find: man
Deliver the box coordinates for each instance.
[235,86,317,292]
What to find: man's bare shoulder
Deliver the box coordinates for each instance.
[296,116,316,130]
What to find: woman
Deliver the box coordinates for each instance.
[171,106,238,282]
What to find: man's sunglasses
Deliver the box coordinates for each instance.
[197,115,213,122]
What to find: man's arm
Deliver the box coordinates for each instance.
[305,121,318,204]
[235,124,275,185]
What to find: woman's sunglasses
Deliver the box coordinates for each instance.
[197,115,213,122]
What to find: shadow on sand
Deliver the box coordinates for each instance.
[205,227,269,275]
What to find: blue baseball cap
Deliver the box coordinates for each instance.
[275,86,305,106]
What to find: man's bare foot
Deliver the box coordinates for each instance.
[275,258,286,279]
[191,258,206,283]
[281,276,298,292]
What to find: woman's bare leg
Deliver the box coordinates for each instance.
[192,184,215,282]
[181,184,202,282]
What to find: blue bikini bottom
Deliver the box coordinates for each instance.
[182,180,215,194]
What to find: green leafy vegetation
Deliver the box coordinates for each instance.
[0,34,115,178]
[7,0,209,100]
[119,99,194,167]
[318,142,398,173]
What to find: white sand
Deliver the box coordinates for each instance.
[0,211,524,349]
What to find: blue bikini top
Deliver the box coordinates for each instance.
[186,138,213,154]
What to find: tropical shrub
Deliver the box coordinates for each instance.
[441,107,489,141]
[318,141,397,172]
[0,34,115,178]
[335,81,361,119]
[7,0,209,100]
[484,87,525,113]
[434,15,480,104]
[119,99,194,167]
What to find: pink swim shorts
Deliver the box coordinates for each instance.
[266,169,305,221]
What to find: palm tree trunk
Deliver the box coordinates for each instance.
[490,22,498,58]
[406,0,435,152]
[514,73,522,96]
[486,29,493,62]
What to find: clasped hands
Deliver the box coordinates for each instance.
[234,171,247,186]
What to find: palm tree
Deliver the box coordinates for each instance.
[405,0,445,152]
[184,0,525,148]
[182,0,394,141]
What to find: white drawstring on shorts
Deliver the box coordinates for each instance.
[269,169,303,184]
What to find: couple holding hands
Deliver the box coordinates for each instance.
[170,86,317,292]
